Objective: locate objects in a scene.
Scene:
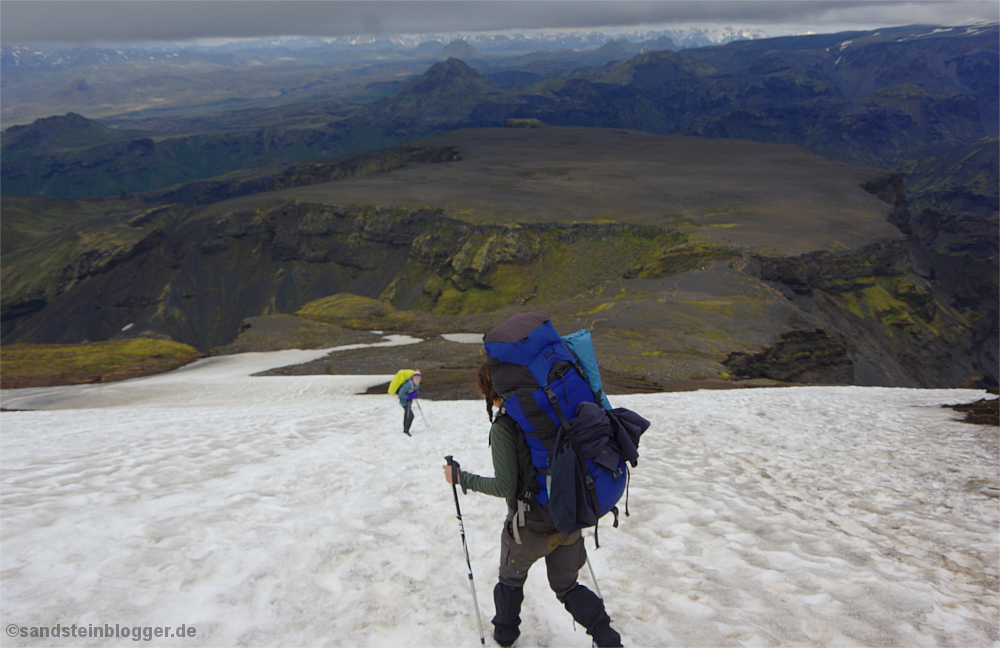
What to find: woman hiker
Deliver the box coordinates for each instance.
[442,360,622,647]
[395,369,421,436]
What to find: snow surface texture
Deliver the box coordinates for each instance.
[2,338,998,647]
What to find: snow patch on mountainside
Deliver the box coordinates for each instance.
[2,345,996,646]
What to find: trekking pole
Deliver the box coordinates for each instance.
[445,455,486,645]
[586,554,603,600]
[416,399,430,429]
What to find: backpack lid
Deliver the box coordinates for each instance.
[484,312,549,345]
[484,313,576,386]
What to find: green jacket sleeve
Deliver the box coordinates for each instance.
[460,421,519,504]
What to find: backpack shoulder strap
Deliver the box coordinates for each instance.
[493,413,541,502]
[494,412,554,542]
[493,411,518,437]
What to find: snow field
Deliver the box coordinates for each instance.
[1,344,997,647]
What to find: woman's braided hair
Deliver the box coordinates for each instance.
[476,359,501,422]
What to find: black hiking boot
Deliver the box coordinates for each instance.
[492,583,523,647]
[560,584,622,648]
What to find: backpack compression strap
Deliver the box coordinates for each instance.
[543,386,606,547]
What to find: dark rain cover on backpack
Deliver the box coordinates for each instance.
[484,313,650,544]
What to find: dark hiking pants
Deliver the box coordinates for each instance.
[497,520,584,599]
[493,521,620,647]
[402,400,414,435]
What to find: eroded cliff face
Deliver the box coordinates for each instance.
[3,187,994,389]
[1,201,669,350]
[3,185,993,389]
[1,223,167,328]
[724,330,854,384]
[740,241,989,387]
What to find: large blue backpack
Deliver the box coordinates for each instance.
[484,313,649,546]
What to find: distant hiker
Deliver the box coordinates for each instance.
[442,359,623,648]
[388,369,421,436]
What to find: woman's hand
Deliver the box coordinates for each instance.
[443,463,461,485]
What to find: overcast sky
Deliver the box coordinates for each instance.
[2,1,998,46]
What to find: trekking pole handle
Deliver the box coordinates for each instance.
[444,455,467,494]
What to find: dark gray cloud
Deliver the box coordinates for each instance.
[2,0,997,45]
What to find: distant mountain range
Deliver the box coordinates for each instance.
[1,25,770,71]
[1,45,233,70]
[4,22,996,216]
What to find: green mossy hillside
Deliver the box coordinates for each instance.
[834,276,961,343]
[631,239,731,279]
[400,224,682,316]
[296,294,427,330]
[1,339,200,389]
[2,221,166,334]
